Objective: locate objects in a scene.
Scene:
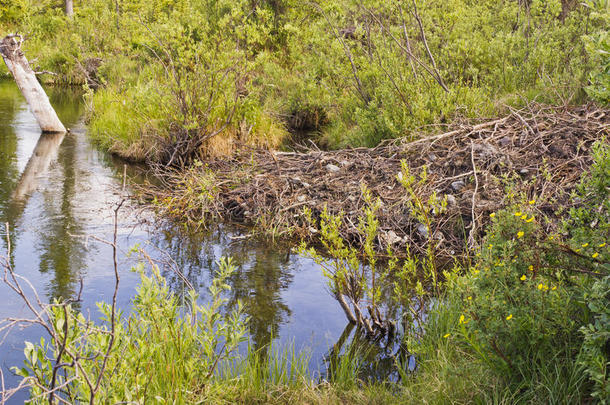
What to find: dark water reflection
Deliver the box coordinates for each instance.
[0,81,357,401]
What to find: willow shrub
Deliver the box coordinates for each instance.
[15,258,248,404]
[450,142,610,401]
[1,0,607,159]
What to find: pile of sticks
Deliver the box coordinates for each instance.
[148,104,609,259]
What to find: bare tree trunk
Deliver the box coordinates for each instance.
[65,0,74,17]
[0,35,66,133]
[115,0,120,30]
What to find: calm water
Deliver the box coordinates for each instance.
[0,82,348,401]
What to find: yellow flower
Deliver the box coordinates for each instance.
[575,249,581,253]
[520,275,526,281]
[443,333,451,338]
[526,216,534,223]
[528,265,533,271]
[459,315,465,324]
[599,242,606,248]
[551,286,557,291]
[537,283,543,290]
[515,212,522,217]
[582,243,589,248]
[592,252,599,258]
[549,235,555,240]
[529,199,536,205]
[488,244,493,249]
[490,212,496,218]
[467,296,472,300]
[473,270,480,275]
[506,314,513,321]
[517,231,524,238]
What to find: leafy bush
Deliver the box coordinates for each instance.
[1,0,606,159]
[455,205,589,400]
[15,258,247,404]
[581,276,610,403]
[449,142,609,401]
[583,0,610,105]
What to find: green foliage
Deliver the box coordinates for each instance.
[444,142,610,402]
[455,204,589,400]
[566,141,610,402]
[583,0,610,105]
[1,0,606,160]
[581,276,610,403]
[15,257,248,403]
[299,187,390,315]
[566,141,610,254]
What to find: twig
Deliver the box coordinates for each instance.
[91,199,125,403]
[410,0,448,92]
[309,1,370,104]
[468,141,479,249]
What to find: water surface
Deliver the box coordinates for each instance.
[0,82,348,401]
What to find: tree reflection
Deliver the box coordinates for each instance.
[12,132,65,200]
[36,132,85,301]
[0,81,88,301]
[222,243,293,353]
[322,321,412,384]
[0,81,24,242]
[149,225,295,355]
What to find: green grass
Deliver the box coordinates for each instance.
[1,0,607,161]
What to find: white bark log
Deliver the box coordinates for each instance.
[0,35,66,133]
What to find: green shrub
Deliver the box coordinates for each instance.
[15,258,248,403]
[583,0,610,105]
[2,0,606,158]
[581,276,610,403]
[450,142,610,401]
[455,205,589,400]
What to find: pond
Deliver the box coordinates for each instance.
[0,81,350,401]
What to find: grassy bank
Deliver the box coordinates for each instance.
[0,1,608,163]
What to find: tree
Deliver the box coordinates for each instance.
[65,0,73,17]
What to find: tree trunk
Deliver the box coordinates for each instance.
[0,35,66,133]
[65,0,74,17]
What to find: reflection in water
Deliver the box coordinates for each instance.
[0,80,350,401]
[148,227,294,354]
[12,132,65,201]
[323,322,411,384]
[36,131,85,301]
[223,243,293,353]
[0,81,85,301]
[0,80,23,232]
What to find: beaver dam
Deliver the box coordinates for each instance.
[149,104,608,259]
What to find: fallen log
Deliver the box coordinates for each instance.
[0,34,66,133]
